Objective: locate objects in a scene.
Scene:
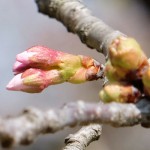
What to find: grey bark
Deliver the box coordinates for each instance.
[35,0,124,57]
[63,124,102,150]
[0,99,150,148]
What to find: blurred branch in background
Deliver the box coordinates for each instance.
[0,99,150,148]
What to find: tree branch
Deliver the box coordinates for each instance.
[63,124,102,150]
[0,99,150,148]
[35,0,124,57]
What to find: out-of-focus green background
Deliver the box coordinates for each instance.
[0,0,150,149]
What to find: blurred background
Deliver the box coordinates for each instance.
[0,0,150,149]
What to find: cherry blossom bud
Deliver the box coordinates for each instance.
[105,60,128,82]
[13,46,64,74]
[7,46,102,93]
[7,68,63,93]
[109,36,148,70]
[99,83,141,103]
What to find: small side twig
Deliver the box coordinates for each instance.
[63,124,102,150]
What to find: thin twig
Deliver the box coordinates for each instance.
[63,124,102,150]
[35,0,124,57]
[0,99,150,148]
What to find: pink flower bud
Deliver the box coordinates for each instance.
[7,68,63,93]
[7,46,102,93]
[13,46,64,74]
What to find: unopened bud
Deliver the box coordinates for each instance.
[7,46,102,93]
[7,68,63,93]
[99,83,141,103]
[109,36,148,70]
[13,46,64,74]
[105,60,128,82]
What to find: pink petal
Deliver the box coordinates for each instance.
[16,51,36,64]
[6,73,28,91]
[13,61,29,74]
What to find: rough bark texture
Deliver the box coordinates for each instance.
[0,99,150,148]
[63,124,102,150]
[35,0,124,57]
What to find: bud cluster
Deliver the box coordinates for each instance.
[7,46,102,93]
[99,36,150,103]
